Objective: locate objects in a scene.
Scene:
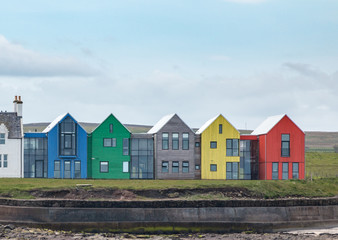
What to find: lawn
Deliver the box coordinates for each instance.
[306,152,338,178]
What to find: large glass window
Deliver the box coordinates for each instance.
[172,161,179,173]
[59,116,76,156]
[100,161,109,173]
[64,161,71,179]
[162,161,169,173]
[3,154,7,168]
[123,138,129,155]
[172,133,179,150]
[182,133,189,150]
[103,138,116,147]
[210,164,217,172]
[162,133,169,150]
[130,138,154,179]
[226,139,239,156]
[74,161,81,178]
[0,133,5,144]
[281,134,290,157]
[292,163,299,179]
[24,137,48,178]
[272,162,279,180]
[219,124,223,134]
[282,162,289,180]
[226,162,239,180]
[54,161,61,178]
[210,141,217,149]
[182,161,189,173]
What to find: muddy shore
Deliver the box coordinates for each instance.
[1,224,338,240]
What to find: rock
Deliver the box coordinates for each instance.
[4,224,15,230]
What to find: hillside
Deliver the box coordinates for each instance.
[23,123,338,151]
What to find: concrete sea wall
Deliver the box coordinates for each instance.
[0,198,337,233]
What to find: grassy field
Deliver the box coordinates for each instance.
[306,152,338,178]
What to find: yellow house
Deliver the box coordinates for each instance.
[196,114,240,180]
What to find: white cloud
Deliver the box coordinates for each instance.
[0,35,97,77]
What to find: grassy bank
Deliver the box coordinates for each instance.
[306,152,338,178]
[0,178,337,199]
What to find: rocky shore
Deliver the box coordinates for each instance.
[1,224,338,240]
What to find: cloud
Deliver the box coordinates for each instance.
[0,35,97,77]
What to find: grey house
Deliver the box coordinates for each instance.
[148,114,200,180]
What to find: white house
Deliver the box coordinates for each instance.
[0,96,24,178]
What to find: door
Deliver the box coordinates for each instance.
[64,160,71,178]
[35,160,44,178]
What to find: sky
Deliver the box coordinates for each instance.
[0,0,338,131]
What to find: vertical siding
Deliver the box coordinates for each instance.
[89,114,130,179]
[200,115,240,180]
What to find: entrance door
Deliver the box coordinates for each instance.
[64,160,71,178]
[35,160,44,178]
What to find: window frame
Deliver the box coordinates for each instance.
[74,160,81,179]
[172,133,179,150]
[182,133,189,150]
[0,133,5,144]
[162,133,169,150]
[281,134,290,157]
[3,154,7,168]
[282,162,289,180]
[182,161,189,173]
[172,161,179,173]
[54,160,61,179]
[123,138,129,155]
[226,139,239,156]
[210,164,217,172]
[100,161,109,173]
[162,161,169,173]
[219,124,223,134]
[210,141,217,149]
[272,162,279,180]
[109,124,113,133]
[292,162,299,179]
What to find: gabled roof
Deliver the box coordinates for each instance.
[42,113,86,133]
[0,112,22,138]
[90,113,130,134]
[196,114,238,135]
[196,115,219,134]
[147,113,176,134]
[251,114,285,135]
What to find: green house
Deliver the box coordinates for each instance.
[87,114,130,179]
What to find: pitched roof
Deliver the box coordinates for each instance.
[90,113,130,134]
[147,113,176,134]
[0,112,22,138]
[251,114,285,135]
[42,113,67,133]
[196,115,219,134]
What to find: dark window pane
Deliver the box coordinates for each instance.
[162,161,169,173]
[210,141,217,149]
[172,161,179,173]
[210,164,217,171]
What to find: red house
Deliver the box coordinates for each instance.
[251,114,305,180]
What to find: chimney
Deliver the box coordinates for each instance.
[13,95,18,113]
[17,96,23,117]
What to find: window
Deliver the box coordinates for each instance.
[272,162,279,180]
[195,164,200,170]
[54,161,61,178]
[226,139,239,156]
[195,142,200,147]
[123,138,129,155]
[64,161,71,179]
[109,124,113,133]
[100,161,109,173]
[182,161,189,173]
[162,161,169,172]
[210,141,217,149]
[226,162,239,180]
[59,116,76,156]
[210,164,217,172]
[74,161,81,178]
[172,161,179,173]
[123,161,129,173]
[172,133,179,150]
[282,162,289,180]
[3,154,7,168]
[182,133,189,150]
[292,163,299,179]
[103,138,116,147]
[281,134,290,157]
[219,124,223,134]
[162,133,169,150]
[0,133,5,144]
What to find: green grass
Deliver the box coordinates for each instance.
[306,152,338,178]
[0,178,337,199]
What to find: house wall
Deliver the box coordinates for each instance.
[154,115,196,180]
[200,115,240,180]
[89,115,130,179]
[0,123,22,178]
[258,116,305,180]
[47,119,87,179]
[194,134,201,179]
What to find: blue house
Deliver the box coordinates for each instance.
[42,113,87,179]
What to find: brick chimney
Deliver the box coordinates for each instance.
[13,95,18,113]
[17,96,23,117]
